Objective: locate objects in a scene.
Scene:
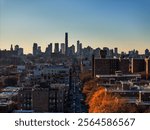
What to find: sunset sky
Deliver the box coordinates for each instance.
[0,0,150,54]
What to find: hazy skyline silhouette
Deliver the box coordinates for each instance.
[0,0,150,53]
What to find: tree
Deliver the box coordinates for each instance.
[88,87,138,113]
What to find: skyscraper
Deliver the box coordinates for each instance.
[145,49,149,57]
[103,47,110,57]
[71,45,75,55]
[68,45,75,56]
[33,43,38,56]
[77,40,82,56]
[65,32,68,56]
[10,44,13,51]
[77,40,80,55]
[114,47,118,57]
[38,46,41,55]
[49,43,53,54]
[14,45,19,51]
[45,43,52,56]
[60,43,65,54]
[18,48,24,56]
[54,43,59,53]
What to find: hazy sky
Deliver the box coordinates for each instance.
[0,0,150,54]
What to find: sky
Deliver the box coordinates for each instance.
[0,0,150,54]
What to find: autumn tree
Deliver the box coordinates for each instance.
[88,87,138,113]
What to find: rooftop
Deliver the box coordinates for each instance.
[2,86,20,92]
[0,91,18,98]
[0,86,20,100]
[0,100,13,106]
[96,74,141,78]
[13,110,34,113]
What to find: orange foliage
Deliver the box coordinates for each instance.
[88,87,138,113]
[82,79,150,113]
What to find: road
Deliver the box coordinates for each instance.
[69,73,87,113]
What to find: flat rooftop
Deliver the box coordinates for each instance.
[13,110,34,113]
[0,100,13,106]
[96,74,141,78]
[2,86,20,92]
[0,86,20,99]
[0,91,18,99]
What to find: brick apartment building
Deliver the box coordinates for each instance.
[94,58,130,76]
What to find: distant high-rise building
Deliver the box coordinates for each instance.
[77,40,82,56]
[82,46,93,59]
[49,43,53,53]
[93,48,100,58]
[14,45,23,56]
[48,43,52,54]
[135,50,139,55]
[18,48,23,56]
[54,43,59,53]
[33,43,38,56]
[100,50,107,58]
[71,45,75,55]
[14,45,19,51]
[68,45,75,55]
[45,43,52,56]
[77,40,80,54]
[128,49,139,58]
[80,43,82,54]
[38,46,41,55]
[114,47,118,55]
[109,49,114,58]
[103,47,110,57]
[10,44,13,51]
[145,49,149,57]
[60,43,65,54]
[65,32,68,56]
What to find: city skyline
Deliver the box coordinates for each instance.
[0,0,150,53]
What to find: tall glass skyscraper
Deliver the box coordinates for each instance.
[65,32,68,56]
